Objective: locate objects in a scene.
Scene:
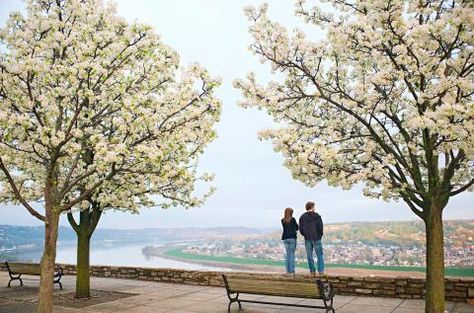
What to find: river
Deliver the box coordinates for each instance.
[18,243,227,271]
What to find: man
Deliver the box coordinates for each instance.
[299,201,324,276]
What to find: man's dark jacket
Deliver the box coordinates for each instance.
[299,211,323,241]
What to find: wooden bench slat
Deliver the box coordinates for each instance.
[228,288,318,298]
[228,289,319,298]
[224,275,303,282]
[228,285,318,294]
[228,283,319,292]
[227,279,319,289]
[229,285,319,297]
[227,279,319,297]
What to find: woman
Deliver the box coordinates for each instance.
[281,207,298,275]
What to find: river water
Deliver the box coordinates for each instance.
[53,243,226,271]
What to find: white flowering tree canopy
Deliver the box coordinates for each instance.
[0,0,221,218]
[234,0,473,217]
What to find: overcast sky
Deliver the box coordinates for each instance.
[0,0,472,229]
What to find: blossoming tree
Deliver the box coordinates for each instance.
[234,1,473,312]
[0,0,220,312]
[66,67,218,298]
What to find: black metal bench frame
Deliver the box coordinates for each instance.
[222,274,335,313]
[5,261,64,289]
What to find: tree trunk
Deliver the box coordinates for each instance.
[37,210,60,313]
[68,205,102,299]
[76,232,91,298]
[424,205,445,313]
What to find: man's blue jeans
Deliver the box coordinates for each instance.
[283,238,297,273]
[305,240,324,273]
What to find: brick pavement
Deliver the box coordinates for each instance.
[0,271,472,313]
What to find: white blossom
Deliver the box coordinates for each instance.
[234,0,474,216]
[0,0,221,221]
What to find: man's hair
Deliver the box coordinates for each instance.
[305,201,315,211]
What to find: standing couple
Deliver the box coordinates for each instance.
[281,201,324,277]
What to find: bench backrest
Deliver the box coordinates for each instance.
[223,275,321,299]
[6,262,41,275]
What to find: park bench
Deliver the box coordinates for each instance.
[222,274,335,313]
[4,261,63,289]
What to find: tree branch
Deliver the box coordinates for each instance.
[67,212,81,233]
[60,164,117,212]
[0,157,45,221]
[450,179,474,196]
[88,202,103,236]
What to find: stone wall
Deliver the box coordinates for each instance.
[328,275,473,303]
[1,263,473,303]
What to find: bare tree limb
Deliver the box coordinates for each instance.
[0,157,45,221]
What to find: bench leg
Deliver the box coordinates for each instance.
[227,292,242,313]
[54,276,63,290]
[7,274,22,288]
[323,297,335,313]
[227,300,242,313]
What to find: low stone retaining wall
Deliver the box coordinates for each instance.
[1,263,473,303]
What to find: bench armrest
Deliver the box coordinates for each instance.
[54,266,64,277]
[4,261,11,272]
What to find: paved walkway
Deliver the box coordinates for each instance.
[0,272,472,313]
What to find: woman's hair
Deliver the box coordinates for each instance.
[282,207,294,223]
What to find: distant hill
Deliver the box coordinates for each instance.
[262,220,473,248]
[323,220,473,248]
[0,224,271,249]
[1,220,472,250]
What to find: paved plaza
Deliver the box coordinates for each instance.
[0,272,472,313]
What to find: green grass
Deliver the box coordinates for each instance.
[164,249,474,277]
